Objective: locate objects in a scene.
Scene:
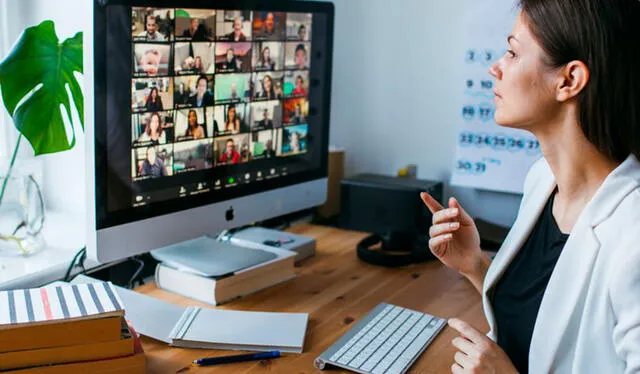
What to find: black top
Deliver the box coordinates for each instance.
[491,189,569,374]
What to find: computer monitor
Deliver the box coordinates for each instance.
[86,1,334,263]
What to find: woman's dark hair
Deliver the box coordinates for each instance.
[185,109,198,136]
[261,75,275,98]
[145,112,164,137]
[519,0,640,162]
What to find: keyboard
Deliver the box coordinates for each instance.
[314,303,447,374]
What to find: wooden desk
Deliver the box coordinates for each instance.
[136,224,487,373]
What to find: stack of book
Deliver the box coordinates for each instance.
[156,243,296,305]
[0,282,145,373]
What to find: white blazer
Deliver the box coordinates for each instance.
[482,155,640,374]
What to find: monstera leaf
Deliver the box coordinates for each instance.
[0,20,83,155]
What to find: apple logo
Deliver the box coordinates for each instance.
[225,206,234,221]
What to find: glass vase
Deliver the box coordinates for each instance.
[0,171,46,256]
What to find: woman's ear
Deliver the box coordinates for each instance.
[556,60,589,102]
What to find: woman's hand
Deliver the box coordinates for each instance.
[420,193,483,275]
[448,318,518,374]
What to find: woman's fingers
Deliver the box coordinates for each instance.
[421,192,444,214]
[432,208,460,225]
[429,233,453,254]
[429,222,460,238]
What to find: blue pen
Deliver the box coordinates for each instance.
[193,351,281,366]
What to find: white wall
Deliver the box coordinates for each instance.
[327,0,522,226]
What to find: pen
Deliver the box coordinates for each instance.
[193,350,281,366]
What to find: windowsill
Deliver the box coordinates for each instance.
[0,210,95,290]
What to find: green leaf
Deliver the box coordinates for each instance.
[0,20,83,156]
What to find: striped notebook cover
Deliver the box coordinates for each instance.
[0,282,124,329]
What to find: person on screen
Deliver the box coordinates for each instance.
[260,12,277,38]
[257,108,274,128]
[174,82,189,105]
[224,105,243,133]
[229,82,241,100]
[290,131,301,153]
[262,139,276,158]
[139,48,162,76]
[294,44,308,69]
[217,48,242,72]
[226,16,247,41]
[182,18,209,41]
[293,103,305,124]
[219,139,241,164]
[292,75,307,96]
[137,112,166,144]
[145,86,164,112]
[256,46,276,71]
[193,56,204,74]
[255,75,279,99]
[159,11,174,38]
[188,75,214,107]
[298,24,307,41]
[140,146,167,177]
[137,15,166,41]
[184,109,205,139]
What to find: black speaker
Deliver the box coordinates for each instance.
[340,174,443,267]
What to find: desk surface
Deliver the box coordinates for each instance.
[136,224,487,373]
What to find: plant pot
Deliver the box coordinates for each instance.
[0,171,46,256]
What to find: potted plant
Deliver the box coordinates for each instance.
[0,20,83,255]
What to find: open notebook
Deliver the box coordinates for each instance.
[71,275,309,353]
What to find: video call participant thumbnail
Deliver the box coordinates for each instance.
[280,124,308,156]
[215,42,252,73]
[175,108,207,141]
[175,9,216,41]
[217,11,252,41]
[251,130,277,159]
[285,42,310,70]
[186,75,215,108]
[253,72,284,101]
[174,42,215,74]
[133,111,174,145]
[213,103,250,135]
[215,73,251,104]
[283,98,308,125]
[215,135,250,165]
[132,9,173,41]
[132,145,173,179]
[133,44,171,77]
[131,77,173,113]
[252,12,286,40]
[286,13,312,41]
[283,70,309,97]
[252,42,284,72]
[173,139,214,173]
[251,100,283,130]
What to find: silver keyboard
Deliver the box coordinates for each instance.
[314,303,447,374]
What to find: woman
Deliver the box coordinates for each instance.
[137,112,166,144]
[256,75,279,99]
[144,86,163,112]
[257,46,275,71]
[291,75,307,96]
[421,1,640,373]
[224,105,241,134]
[184,109,204,139]
[290,131,301,153]
[226,16,247,41]
[193,56,204,74]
